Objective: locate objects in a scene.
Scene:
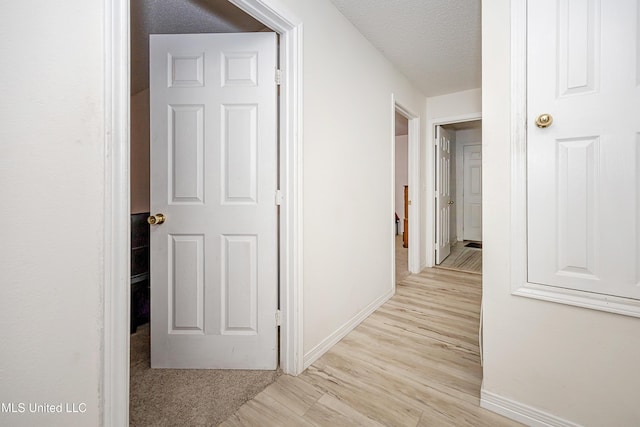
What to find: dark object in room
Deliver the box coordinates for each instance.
[131,212,150,333]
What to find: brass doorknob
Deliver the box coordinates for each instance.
[147,213,166,225]
[448,200,455,205]
[535,113,553,128]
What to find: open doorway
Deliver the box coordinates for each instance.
[434,120,482,274]
[394,111,410,283]
[392,100,420,284]
[105,0,303,423]
[128,1,281,425]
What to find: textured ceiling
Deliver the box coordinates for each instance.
[131,0,267,95]
[329,0,481,97]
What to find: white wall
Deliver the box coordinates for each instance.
[395,135,408,228]
[275,0,427,363]
[482,1,640,425]
[0,1,103,426]
[0,0,427,421]
[425,89,481,266]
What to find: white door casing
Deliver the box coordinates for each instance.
[463,145,482,241]
[436,125,453,264]
[527,0,640,300]
[149,33,278,369]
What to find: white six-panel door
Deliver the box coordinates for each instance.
[463,144,482,241]
[527,0,640,300]
[149,33,278,369]
[436,126,453,264]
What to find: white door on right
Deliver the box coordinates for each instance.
[463,144,482,242]
[527,0,640,299]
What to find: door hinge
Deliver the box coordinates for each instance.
[275,69,282,85]
[275,189,283,206]
[275,309,282,326]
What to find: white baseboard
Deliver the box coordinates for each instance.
[303,288,394,369]
[481,388,581,427]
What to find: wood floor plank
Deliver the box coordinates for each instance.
[437,241,482,274]
[261,374,323,416]
[220,267,521,427]
[299,364,424,426]
[303,394,388,427]
[220,390,314,427]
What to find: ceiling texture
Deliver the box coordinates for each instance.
[131,1,481,98]
[329,0,481,97]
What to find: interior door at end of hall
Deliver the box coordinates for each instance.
[463,144,482,242]
[149,32,279,369]
[527,0,640,299]
[436,125,453,264]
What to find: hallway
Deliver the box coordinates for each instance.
[221,268,520,426]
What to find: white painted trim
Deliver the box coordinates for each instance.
[426,113,482,268]
[303,289,394,369]
[393,97,421,274]
[102,0,130,426]
[230,0,306,377]
[509,0,640,318]
[104,0,303,423]
[391,99,397,287]
[481,388,581,427]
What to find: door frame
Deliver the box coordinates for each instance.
[103,0,304,424]
[392,96,421,275]
[427,114,481,267]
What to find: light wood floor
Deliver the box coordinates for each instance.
[221,268,521,427]
[437,241,482,274]
[396,234,410,284]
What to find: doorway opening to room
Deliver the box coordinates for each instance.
[392,100,420,284]
[434,120,482,275]
[125,1,300,425]
[394,110,410,283]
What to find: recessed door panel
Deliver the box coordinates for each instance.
[556,137,599,278]
[169,53,205,88]
[169,235,204,333]
[222,235,258,335]
[557,0,600,96]
[222,52,258,87]
[169,105,204,204]
[222,104,258,204]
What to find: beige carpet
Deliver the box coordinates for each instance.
[130,324,280,426]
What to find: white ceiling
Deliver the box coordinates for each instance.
[132,1,481,97]
[329,0,481,97]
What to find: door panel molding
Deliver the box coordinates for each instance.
[509,0,640,317]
